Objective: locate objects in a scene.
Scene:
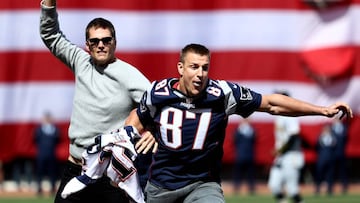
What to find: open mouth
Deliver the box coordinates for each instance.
[193,81,202,87]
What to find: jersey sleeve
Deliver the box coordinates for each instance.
[136,81,157,128]
[219,80,262,118]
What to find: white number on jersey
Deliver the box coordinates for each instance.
[159,107,211,150]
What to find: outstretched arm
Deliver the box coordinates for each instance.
[258,94,353,119]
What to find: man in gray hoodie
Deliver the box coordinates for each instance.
[40,0,152,202]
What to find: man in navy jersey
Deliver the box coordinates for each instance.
[125,43,353,203]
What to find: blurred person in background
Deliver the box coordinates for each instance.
[232,118,256,195]
[12,157,33,192]
[34,111,60,196]
[331,119,349,194]
[268,91,305,203]
[314,123,336,195]
[0,161,3,192]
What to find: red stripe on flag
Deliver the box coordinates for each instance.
[2,49,359,83]
[301,46,355,78]
[123,51,315,82]
[0,51,74,82]
[1,0,359,11]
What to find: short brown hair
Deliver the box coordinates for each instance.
[179,43,210,63]
[85,17,116,40]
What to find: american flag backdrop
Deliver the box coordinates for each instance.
[0,0,359,165]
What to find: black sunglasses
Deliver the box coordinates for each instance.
[87,37,113,47]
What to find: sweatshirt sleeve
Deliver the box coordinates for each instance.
[39,3,89,73]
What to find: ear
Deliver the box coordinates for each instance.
[111,40,117,52]
[85,42,90,52]
[177,62,183,76]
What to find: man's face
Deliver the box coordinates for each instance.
[177,52,209,97]
[86,27,116,67]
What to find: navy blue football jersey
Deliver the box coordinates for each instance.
[136,78,262,190]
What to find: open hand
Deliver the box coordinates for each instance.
[135,131,158,154]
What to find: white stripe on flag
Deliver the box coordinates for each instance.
[0,82,74,123]
[230,76,360,124]
[2,6,360,51]
[1,77,359,123]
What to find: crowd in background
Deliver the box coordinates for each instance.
[0,116,352,197]
[231,118,350,198]
[0,112,61,196]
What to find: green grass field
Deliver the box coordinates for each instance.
[0,194,359,203]
[226,194,360,203]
